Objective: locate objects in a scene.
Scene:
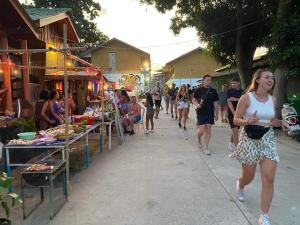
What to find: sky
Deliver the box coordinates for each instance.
[95,0,201,70]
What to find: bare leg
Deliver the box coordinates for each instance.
[204,124,212,148]
[239,164,257,189]
[260,159,277,214]
[197,125,206,143]
[178,108,183,126]
[146,114,150,130]
[150,113,154,130]
[182,108,188,128]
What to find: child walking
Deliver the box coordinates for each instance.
[144,92,154,134]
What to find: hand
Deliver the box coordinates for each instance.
[281,120,290,132]
[247,111,259,125]
[49,120,56,125]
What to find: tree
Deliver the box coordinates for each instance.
[266,0,300,117]
[23,0,108,47]
[140,0,277,87]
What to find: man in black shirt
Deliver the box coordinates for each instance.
[168,83,178,119]
[227,77,243,152]
[192,75,218,155]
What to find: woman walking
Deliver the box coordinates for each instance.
[144,92,154,134]
[176,84,190,130]
[163,85,170,114]
[232,69,289,225]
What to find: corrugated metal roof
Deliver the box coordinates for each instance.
[25,8,71,20]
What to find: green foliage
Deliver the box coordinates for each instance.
[23,0,108,48]
[266,0,300,77]
[0,173,22,218]
[10,118,36,132]
[141,0,277,67]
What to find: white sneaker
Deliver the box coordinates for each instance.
[258,214,271,225]
[228,142,236,152]
[236,180,245,202]
[149,130,155,133]
[145,130,149,134]
[203,147,211,155]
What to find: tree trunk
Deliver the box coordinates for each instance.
[235,0,256,88]
[272,0,291,118]
[235,43,256,89]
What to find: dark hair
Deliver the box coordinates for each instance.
[203,74,211,80]
[50,90,58,100]
[121,90,130,102]
[146,92,154,107]
[231,77,240,82]
[39,90,49,100]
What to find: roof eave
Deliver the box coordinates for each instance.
[9,0,40,39]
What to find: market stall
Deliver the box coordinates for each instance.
[4,123,102,193]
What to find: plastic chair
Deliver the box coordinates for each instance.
[134,106,145,133]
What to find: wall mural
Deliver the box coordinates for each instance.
[119,74,141,91]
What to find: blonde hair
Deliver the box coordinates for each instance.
[247,68,274,94]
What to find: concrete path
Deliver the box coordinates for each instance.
[15,111,300,225]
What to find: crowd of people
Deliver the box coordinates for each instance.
[148,69,289,225]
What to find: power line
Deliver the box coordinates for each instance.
[23,17,268,52]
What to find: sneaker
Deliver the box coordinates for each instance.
[228,142,235,152]
[203,147,211,155]
[183,126,187,131]
[178,122,182,128]
[171,114,174,118]
[145,130,149,134]
[258,214,271,225]
[150,129,155,133]
[175,115,178,119]
[236,180,245,202]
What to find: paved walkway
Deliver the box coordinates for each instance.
[15,111,300,225]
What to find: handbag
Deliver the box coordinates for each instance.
[244,125,270,139]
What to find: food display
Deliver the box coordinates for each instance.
[8,139,36,145]
[7,124,87,146]
[26,163,54,171]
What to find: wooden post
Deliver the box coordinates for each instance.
[20,40,30,101]
[63,24,70,196]
[1,35,13,111]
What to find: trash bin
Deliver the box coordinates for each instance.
[288,93,300,114]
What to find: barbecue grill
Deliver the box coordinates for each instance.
[21,159,67,219]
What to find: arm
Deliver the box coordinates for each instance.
[233,94,258,126]
[41,102,54,125]
[227,99,235,115]
[214,101,218,120]
[49,101,63,123]
[69,96,76,111]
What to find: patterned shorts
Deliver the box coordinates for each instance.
[232,127,279,165]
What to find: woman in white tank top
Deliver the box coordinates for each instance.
[231,69,289,225]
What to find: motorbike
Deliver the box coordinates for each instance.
[281,103,300,140]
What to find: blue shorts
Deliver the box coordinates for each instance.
[135,115,141,123]
[197,113,214,125]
